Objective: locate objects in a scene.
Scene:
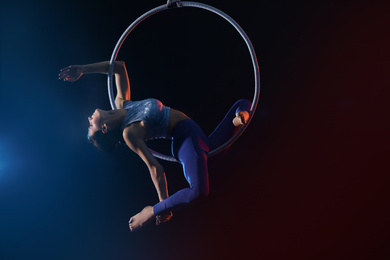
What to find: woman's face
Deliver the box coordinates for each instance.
[88,109,103,136]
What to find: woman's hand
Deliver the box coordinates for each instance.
[156,211,173,226]
[58,65,83,82]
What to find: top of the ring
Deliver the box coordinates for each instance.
[167,0,182,8]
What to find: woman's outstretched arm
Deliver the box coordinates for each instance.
[59,61,131,109]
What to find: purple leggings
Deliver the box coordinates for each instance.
[153,99,251,215]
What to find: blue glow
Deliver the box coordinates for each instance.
[0,141,9,175]
[0,161,5,173]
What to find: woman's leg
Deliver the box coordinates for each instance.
[208,99,251,161]
[153,99,251,215]
[153,120,210,215]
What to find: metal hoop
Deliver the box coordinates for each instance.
[108,1,260,162]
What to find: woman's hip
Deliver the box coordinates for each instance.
[171,119,210,162]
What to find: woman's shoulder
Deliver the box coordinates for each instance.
[122,98,166,110]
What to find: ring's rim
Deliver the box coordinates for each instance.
[108,1,260,163]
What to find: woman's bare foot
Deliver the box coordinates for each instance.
[129,206,155,232]
[233,111,249,126]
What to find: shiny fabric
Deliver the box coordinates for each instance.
[121,98,170,140]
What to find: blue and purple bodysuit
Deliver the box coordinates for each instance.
[121,98,251,215]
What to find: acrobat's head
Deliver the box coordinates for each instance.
[87,109,121,151]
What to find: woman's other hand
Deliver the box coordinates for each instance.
[156,211,173,226]
[59,65,83,82]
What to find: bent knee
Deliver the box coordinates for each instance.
[189,185,209,202]
[235,99,252,112]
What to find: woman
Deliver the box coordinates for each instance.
[59,61,251,231]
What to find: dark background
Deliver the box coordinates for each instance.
[0,0,388,259]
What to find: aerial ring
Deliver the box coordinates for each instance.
[108,1,260,162]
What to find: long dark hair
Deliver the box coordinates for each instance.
[88,128,123,151]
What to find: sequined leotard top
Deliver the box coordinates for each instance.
[121,98,170,140]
